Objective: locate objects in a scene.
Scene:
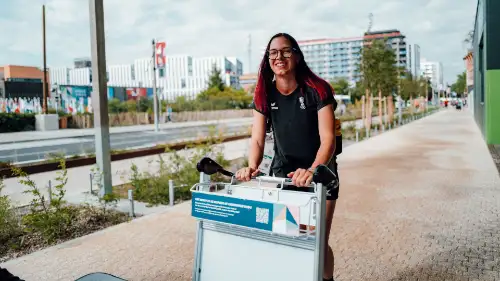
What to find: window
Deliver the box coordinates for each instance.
[131,65,135,80]
[188,57,193,76]
[181,78,186,88]
[159,68,165,78]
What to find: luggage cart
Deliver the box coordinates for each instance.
[191,170,328,281]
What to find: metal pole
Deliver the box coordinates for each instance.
[152,39,159,132]
[89,173,93,194]
[42,5,48,114]
[313,183,326,281]
[128,189,135,217]
[89,0,112,196]
[169,179,174,207]
[355,130,359,142]
[397,96,402,126]
[47,180,52,205]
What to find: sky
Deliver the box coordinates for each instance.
[0,0,477,85]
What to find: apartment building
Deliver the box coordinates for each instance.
[294,29,410,85]
[420,58,444,89]
[49,55,243,101]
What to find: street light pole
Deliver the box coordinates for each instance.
[42,5,48,114]
[152,39,159,132]
[89,0,112,196]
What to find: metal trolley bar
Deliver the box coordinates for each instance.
[191,172,327,281]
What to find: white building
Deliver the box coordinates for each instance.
[408,44,421,79]
[420,58,443,88]
[49,55,244,100]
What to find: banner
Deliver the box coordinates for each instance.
[192,192,300,236]
[126,87,148,100]
[155,41,166,69]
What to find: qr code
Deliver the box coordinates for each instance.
[256,207,269,224]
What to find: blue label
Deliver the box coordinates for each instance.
[191,192,274,232]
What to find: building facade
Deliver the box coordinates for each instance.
[411,44,421,78]
[49,55,243,101]
[239,73,258,93]
[472,0,500,145]
[0,65,48,99]
[294,29,410,85]
[298,37,363,84]
[420,59,443,89]
[463,51,474,93]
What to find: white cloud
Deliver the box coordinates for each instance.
[0,0,477,84]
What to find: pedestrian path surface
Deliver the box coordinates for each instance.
[3,109,500,281]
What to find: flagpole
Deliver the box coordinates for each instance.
[152,39,159,132]
[42,5,48,114]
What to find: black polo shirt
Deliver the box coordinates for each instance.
[253,83,337,177]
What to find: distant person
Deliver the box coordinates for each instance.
[234,32,340,281]
[167,106,172,122]
[339,102,346,116]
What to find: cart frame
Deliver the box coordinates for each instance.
[191,172,327,281]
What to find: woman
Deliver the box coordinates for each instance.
[235,33,339,281]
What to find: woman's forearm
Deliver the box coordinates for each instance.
[311,138,335,169]
[248,139,264,169]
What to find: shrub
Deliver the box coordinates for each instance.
[0,113,36,133]
[0,178,22,249]
[11,159,75,243]
[127,126,231,206]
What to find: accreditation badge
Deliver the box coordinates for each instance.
[258,132,275,176]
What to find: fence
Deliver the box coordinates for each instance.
[68,109,253,129]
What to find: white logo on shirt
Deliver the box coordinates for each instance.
[271,102,278,110]
[299,97,306,109]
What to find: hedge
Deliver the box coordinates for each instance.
[0,113,36,133]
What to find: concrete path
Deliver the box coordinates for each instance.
[3,109,500,281]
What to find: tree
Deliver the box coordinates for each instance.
[451,71,466,97]
[330,78,350,96]
[357,38,398,128]
[207,64,225,92]
[464,30,474,48]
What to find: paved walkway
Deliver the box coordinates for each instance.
[2,109,500,281]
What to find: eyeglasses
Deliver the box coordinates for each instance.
[267,47,295,60]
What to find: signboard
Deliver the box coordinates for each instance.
[6,78,42,83]
[59,85,91,99]
[192,192,300,236]
[126,87,147,100]
[155,41,166,69]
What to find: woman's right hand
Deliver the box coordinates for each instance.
[235,167,260,182]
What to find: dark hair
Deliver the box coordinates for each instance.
[254,33,333,113]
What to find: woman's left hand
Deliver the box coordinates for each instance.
[287,168,313,187]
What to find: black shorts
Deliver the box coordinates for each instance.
[271,160,340,201]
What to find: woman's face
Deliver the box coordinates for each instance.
[268,36,298,76]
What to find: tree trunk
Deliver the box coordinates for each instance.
[383,96,388,126]
[361,95,365,122]
[378,88,383,129]
[387,96,393,123]
[365,89,371,130]
[409,96,413,115]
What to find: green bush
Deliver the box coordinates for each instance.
[127,127,231,206]
[0,113,36,133]
[0,178,22,249]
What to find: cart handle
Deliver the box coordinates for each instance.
[196,157,338,190]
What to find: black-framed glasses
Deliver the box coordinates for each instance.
[267,47,295,60]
